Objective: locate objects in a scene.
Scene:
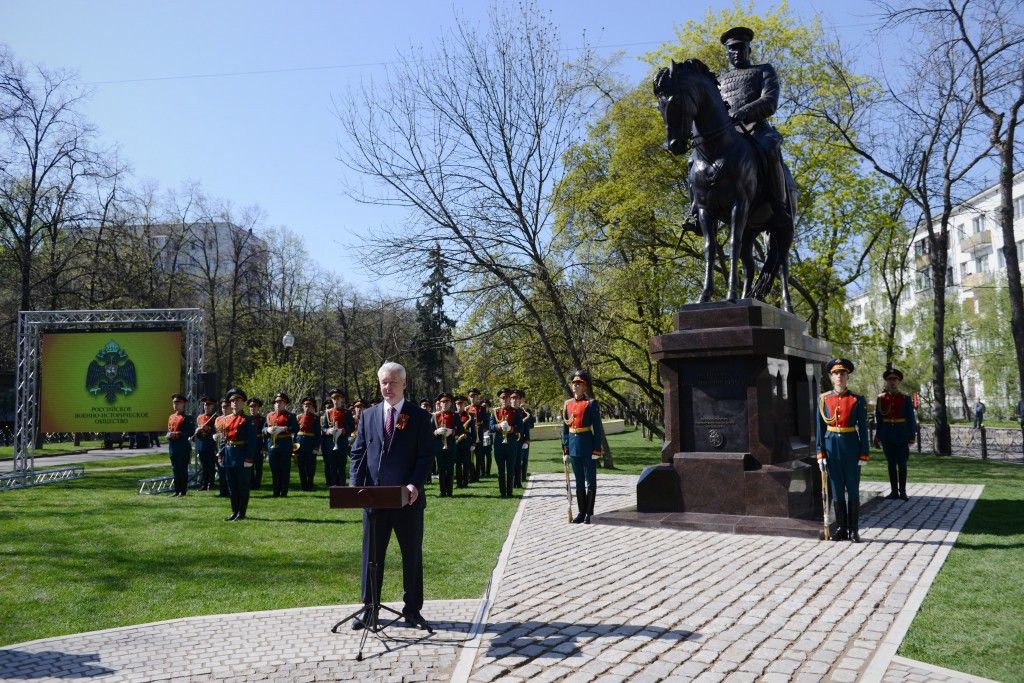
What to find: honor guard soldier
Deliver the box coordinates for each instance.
[215,398,232,497]
[320,398,335,477]
[352,398,366,434]
[432,392,462,497]
[816,358,870,542]
[874,368,917,500]
[193,396,218,491]
[465,389,487,482]
[219,388,256,520]
[295,397,322,491]
[247,397,266,490]
[562,370,605,523]
[490,388,523,498]
[511,388,535,488]
[454,394,476,488]
[326,388,357,486]
[166,394,195,496]
[264,392,300,497]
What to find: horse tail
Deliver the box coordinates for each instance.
[751,220,788,300]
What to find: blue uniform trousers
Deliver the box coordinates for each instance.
[825,433,862,505]
[435,443,455,496]
[268,443,293,497]
[296,439,318,490]
[168,447,191,495]
[493,439,516,497]
[570,455,597,496]
[197,442,217,490]
[224,465,251,517]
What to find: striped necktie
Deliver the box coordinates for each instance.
[384,406,395,453]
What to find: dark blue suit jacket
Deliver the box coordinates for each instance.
[350,400,433,505]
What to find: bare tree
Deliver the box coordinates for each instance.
[0,52,98,312]
[806,22,992,454]
[885,0,1024,428]
[337,2,651,448]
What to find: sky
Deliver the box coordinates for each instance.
[3,0,888,291]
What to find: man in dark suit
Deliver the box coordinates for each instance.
[349,361,433,630]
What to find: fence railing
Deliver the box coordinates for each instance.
[911,424,1024,462]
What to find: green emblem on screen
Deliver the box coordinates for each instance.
[86,340,137,403]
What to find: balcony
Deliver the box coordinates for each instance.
[962,271,993,289]
[914,252,930,267]
[961,229,992,253]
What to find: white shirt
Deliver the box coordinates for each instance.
[382,397,404,426]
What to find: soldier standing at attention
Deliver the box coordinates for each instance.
[216,398,232,497]
[817,359,870,543]
[454,394,476,489]
[479,398,494,477]
[562,371,604,524]
[166,393,195,497]
[295,397,322,491]
[432,392,462,497]
[490,388,522,498]
[320,398,335,481]
[465,389,487,482]
[511,388,535,488]
[874,368,917,501]
[247,397,266,490]
[193,396,218,491]
[326,388,356,486]
[264,392,299,497]
[219,387,256,521]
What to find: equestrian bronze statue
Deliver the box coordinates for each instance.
[654,27,796,311]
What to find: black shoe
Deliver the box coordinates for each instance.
[352,607,377,631]
[850,529,861,543]
[886,491,899,500]
[831,526,849,541]
[403,609,425,628]
[899,492,909,501]
[225,513,238,521]
[235,514,246,521]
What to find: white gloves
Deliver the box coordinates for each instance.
[818,459,827,471]
[244,462,253,468]
[498,421,510,432]
[433,428,446,437]
[327,427,337,436]
[857,460,865,468]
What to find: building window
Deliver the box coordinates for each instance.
[972,215,985,233]
[1018,239,1024,261]
[960,262,968,278]
[914,240,928,257]
[946,266,954,286]
[975,254,990,273]
[1016,196,1024,219]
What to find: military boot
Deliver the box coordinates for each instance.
[583,490,596,524]
[831,499,848,541]
[886,462,899,499]
[849,499,861,543]
[898,466,909,500]
[573,491,587,523]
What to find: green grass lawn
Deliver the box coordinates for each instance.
[0,461,518,646]
[3,430,1021,681]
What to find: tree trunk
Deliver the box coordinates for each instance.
[930,234,951,455]
[996,145,1024,420]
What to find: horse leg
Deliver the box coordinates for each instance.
[699,208,716,303]
[727,201,749,302]
[780,257,793,313]
[740,230,757,299]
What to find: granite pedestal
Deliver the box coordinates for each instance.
[596,299,837,537]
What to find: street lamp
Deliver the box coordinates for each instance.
[282,330,295,362]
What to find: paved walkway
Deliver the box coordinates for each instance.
[0,474,992,682]
[0,447,163,473]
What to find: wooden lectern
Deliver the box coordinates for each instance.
[329,485,410,511]
[329,484,415,660]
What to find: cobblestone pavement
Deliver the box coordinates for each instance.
[0,600,479,682]
[1,473,988,682]
[462,473,983,683]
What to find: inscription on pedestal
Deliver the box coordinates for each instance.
[683,360,747,452]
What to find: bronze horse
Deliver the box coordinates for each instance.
[654,58,795,310]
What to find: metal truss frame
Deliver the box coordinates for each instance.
[12,308,205,476]
[0,465,86,491]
